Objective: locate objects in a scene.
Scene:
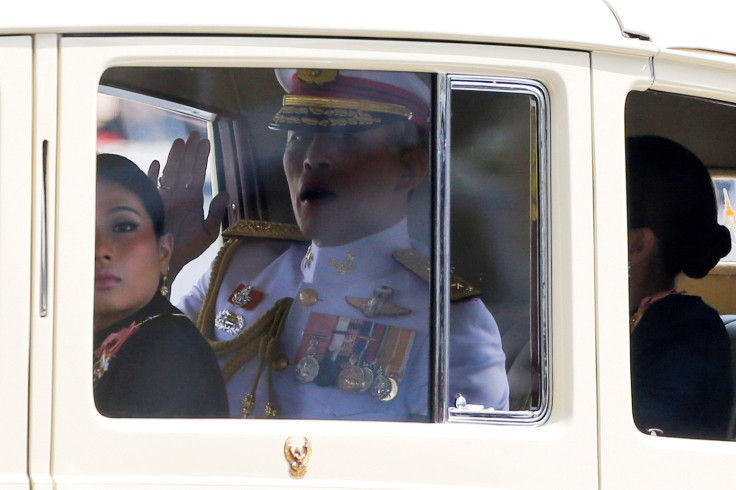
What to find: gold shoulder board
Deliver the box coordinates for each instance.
[223,219,308,241]
[392,249,481,302]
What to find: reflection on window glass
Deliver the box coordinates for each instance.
[97,92,216,305]
[98,93,206,169]
[714,177,736,262]
[626,90,736,440]
[448,80,547,419]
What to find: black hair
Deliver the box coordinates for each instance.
[626,135,731,279]
[96,153,166,238]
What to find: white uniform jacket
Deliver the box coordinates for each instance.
[179,220,509,420]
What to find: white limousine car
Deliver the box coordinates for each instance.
[2,1,736,488]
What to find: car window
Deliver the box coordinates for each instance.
[447,76,548,420]
[626,90,736,440]
[95,67,549,423]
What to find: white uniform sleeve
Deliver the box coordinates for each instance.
[175,265,213,324]
[449,298,509,410]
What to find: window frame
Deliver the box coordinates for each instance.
[440,75,551,425]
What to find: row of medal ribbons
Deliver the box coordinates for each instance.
[293,312,416,402]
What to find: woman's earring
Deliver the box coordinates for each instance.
[160,274,170,297]
[628,260,631,278]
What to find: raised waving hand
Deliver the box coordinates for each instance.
[148,131,229,281]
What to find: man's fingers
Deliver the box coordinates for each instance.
[158,132,212,194]
[179,131,210,189]
[181,131,203,178]
[191,137,211,188]
[147,160,161,183]
[161,137,186,184]
[203,192,230,238]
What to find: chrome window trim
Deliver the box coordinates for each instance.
[433,73,450,422]
[439,75,551,426]
[98,85,217,122]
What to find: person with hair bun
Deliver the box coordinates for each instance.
[94,153,228,418]
[627,135,733,439]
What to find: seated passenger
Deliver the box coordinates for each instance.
[93,153,228,417]
[627,135,733,439]
[153,69,509,420]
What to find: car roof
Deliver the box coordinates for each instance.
[608,0,736,56]
[2,0,733,58]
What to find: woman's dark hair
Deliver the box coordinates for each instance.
[97,153,166,238]
[626,135,731,279]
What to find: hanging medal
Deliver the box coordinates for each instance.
[294,337,320,383]
[370,326,410,402]
[338,321,375,393]
[338,356,366,393]
[314,319,351,386]
[371,367,398,401]
[357,322,377,392]
[333,323,360,390]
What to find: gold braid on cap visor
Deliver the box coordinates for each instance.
[270,95,417,129]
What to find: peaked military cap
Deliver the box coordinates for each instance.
[269,68,430,132]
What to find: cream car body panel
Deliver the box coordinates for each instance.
[0,1,734,488]
[0,35,32,490]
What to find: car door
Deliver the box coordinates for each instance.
[594,49,736,488]
[48,35,598,489]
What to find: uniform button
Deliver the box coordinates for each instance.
[299,288,319,306]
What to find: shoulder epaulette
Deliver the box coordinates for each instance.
[392,249,481,302]
[222,219,308,241]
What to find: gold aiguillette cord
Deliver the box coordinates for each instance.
[197,237,293,418]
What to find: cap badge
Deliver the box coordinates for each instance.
[297,68,338,85]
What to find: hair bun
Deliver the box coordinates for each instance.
[681,224,732,278]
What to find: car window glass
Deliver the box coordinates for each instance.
[626,90,736,440]
[447,77,548,420]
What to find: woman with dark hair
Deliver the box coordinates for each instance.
[94,153,228,417]
[627,135,733,439]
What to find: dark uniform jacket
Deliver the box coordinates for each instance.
[631,294,733,439]
[94,293,228,418]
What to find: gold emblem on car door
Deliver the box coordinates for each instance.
[284,436,312,478]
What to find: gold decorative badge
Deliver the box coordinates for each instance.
[297,68,338,84]
[330,253,355,274]
[284,436,312,478]
[392,249,481,302]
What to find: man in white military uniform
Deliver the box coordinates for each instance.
[157,69,508,420]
